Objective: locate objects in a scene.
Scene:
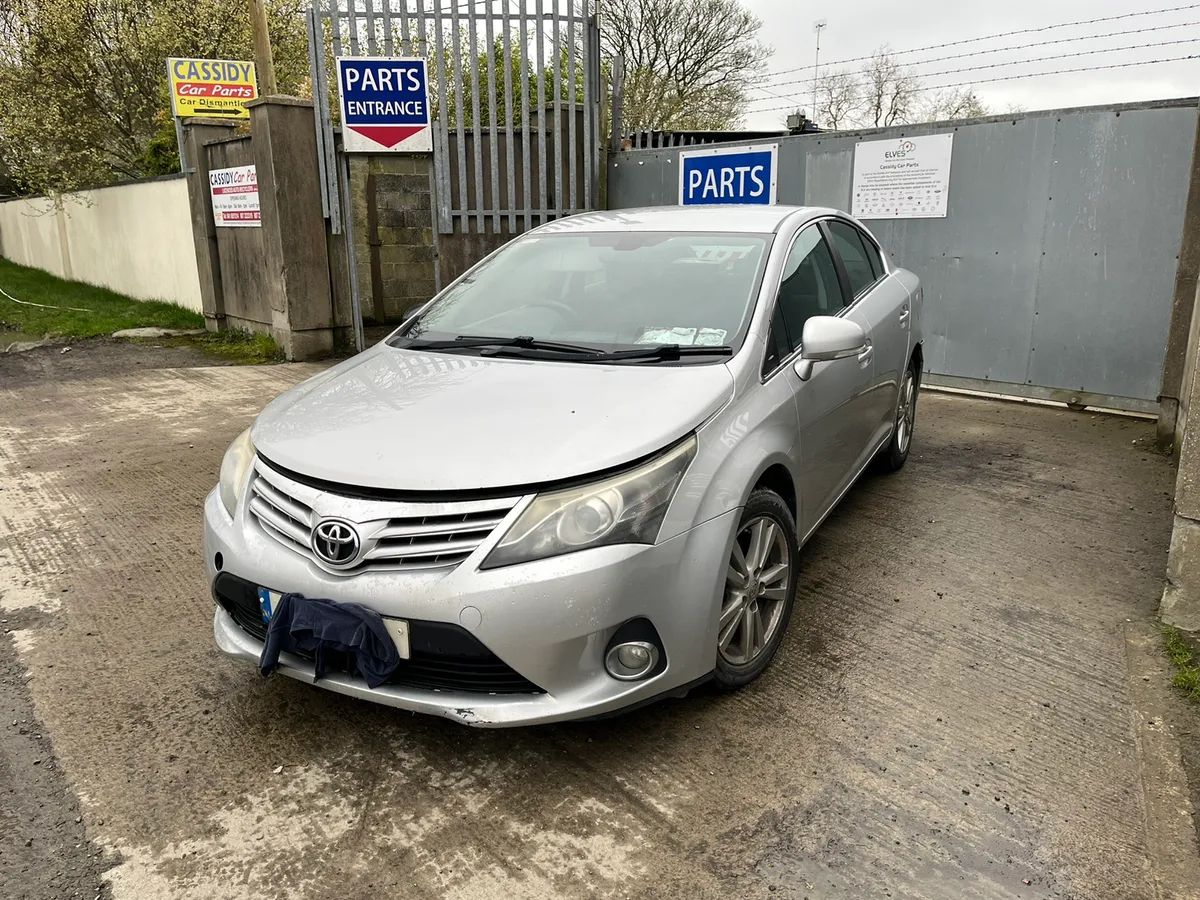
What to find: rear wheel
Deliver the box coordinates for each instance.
[714,489,799,690]
[879,361,919,472]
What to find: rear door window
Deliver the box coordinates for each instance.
[827,220,882,298]
[858,231,885,279]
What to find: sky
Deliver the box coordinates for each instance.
[739,0,1200,128]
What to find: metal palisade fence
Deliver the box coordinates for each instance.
[309,0,601,236]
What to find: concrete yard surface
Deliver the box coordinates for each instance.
[1,359,1199,900]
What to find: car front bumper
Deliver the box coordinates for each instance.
[203,488,737,726]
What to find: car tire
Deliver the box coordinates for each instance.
[713,489,800,691]
[878,360,919,473]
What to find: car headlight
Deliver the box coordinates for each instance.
[482,435,697,569]
[218,427,256,517]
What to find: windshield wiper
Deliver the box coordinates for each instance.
[402,334,604,356]
[580,344,734,363]
[471,343,734,363]
[401,334,733,363]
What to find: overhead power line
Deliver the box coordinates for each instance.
[747,54,1200,115]
[748,36,1200,103]
[759,19,1200,90]
[760,2,1200,80]
[753,84,808,108]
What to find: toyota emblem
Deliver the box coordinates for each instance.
[312,519,361,567]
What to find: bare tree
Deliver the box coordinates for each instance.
[812,68,861,130]
[792,52,990,130]
[860,46,921,128]
[602,0,771,132]
[917,86,988,123]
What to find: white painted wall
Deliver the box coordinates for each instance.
[0,199,65,279]
[0,176,203,312]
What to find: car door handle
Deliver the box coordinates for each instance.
[899,305,910,328]
[857,340,874,366]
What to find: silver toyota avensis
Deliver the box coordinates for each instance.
[204,205,923,726]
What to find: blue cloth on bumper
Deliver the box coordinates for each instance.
[259,593,401,688]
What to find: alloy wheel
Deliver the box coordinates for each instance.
[896,369,916,455]
[719,516,791,666]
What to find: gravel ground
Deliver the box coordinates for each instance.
[1,353,1198,900]
[0,336,229,388]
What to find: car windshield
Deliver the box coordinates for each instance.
[390,231,772,360]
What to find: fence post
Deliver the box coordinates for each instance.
[610,56,624,153]
[249,0,278,95]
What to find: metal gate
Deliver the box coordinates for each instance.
[308,0,602,236]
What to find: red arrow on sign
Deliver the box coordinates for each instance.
[348,124,426,148]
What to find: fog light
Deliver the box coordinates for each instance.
[605,641,659,681]
[617,645,649,668]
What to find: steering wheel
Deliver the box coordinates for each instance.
[527,299,582,328]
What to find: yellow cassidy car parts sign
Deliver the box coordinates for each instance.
[168,57,258,119]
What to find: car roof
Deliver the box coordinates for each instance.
[532,205,843,235]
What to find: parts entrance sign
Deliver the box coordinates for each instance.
[679,144,778,206]
[168,58,258,119]
[336,57,432,153]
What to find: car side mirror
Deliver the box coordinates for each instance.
[793,316,867,381]
[403,304,426,321]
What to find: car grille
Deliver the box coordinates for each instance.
[213,573,544,695]
[246,459,517,574]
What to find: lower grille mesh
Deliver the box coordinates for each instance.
[213,573,544,695]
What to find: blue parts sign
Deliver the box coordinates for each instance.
[678,143,778,206]
[336,57,432,153]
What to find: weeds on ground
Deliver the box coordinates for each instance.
[158,328,285,364]
[1163,625,1200,703]
[0,258,286,364]
[0,258,203,338]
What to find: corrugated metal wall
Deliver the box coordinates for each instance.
[607,98,1199,409]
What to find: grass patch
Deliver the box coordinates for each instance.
[1163,625,1200,703]
[0,257,202,339]
[171,329,285,364]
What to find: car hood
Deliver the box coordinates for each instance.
[252,344,734,493]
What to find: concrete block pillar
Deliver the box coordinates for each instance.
[1164,518,1200,631]
[352,154,437,323]
[1158,99,1200,450]
[249,96,335,360]
[1163,328,1200,632]
[182,118,239,332]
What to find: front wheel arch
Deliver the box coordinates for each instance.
[712,487,800,691]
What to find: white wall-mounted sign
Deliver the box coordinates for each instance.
[209,165,260,227]
[851,133,953,219]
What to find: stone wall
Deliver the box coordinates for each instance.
[350,155,437,323]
